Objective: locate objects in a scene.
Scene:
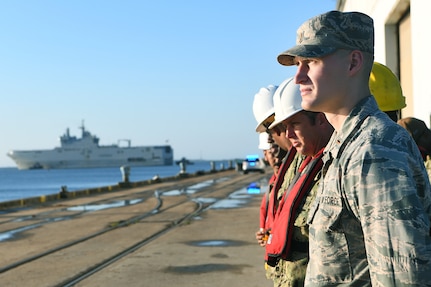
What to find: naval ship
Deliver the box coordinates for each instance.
[7,124,174,170]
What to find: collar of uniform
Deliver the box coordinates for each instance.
[323,95,378,161]
[340,95,377,140]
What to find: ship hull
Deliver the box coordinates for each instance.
[8,146,173,170]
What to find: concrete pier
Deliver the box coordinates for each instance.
[0,168,273,287]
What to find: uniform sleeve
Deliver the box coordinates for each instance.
[347,143,431,286]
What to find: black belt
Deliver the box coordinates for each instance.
[266,241,309,267]
[290,240,309,253]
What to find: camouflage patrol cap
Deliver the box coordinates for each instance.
[277,10,374,66]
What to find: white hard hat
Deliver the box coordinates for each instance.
[269,77,302,129]
[252,85,277,132]
[258,132,270,150]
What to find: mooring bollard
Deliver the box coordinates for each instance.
[176,157,193,175]
[120,165,131,187]
[179,162,186,174]
[228,160,233,169]
[59,185,68,199]
[235,162,242,172]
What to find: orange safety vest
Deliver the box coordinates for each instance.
[265,148,324,266]
[259,173,276,230]
[264,148,297,232]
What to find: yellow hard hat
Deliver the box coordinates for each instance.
[369,62,406,111]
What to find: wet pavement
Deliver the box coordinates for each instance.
[0,176,236,243]
[0,170,273,286]
[75,180,273,287]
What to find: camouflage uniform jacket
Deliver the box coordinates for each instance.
[306,96,431,286]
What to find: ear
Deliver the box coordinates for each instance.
[348,50,363,75]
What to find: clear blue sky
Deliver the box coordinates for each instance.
[0,0,336,168]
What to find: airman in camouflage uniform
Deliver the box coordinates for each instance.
[276,10,431,286]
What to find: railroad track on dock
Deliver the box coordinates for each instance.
[0,170,268,286]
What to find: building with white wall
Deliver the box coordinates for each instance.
[337,0,431,126]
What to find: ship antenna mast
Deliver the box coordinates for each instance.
[79,120,85,136]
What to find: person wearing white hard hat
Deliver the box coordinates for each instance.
[258,132,271,150]
[253,85,291,152]
[252,84,300,256]
[257,132,282,175]
[252,84,287,182]
[264,77,333,287]
[256,131,278,241]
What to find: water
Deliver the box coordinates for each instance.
[0,160,234,203]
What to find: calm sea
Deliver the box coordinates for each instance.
[0,160,234,203]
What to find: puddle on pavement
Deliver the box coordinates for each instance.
[0,214,74,242]
[193,198,217,204]
[164,263,249,274]
[66,198,143,212]
[187,180,217,190]
[0,199,144,241]
[209,198,249,209]
[246,182,261,194]
[192,179,270,209]
[207,188,252,209]
[0,223,42,241]
[162,177,230,196]
[13,215,36,222]
[0,178,264,242]
[162,189,191,196]
[186,239,247,247]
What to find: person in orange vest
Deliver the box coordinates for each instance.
[264,77,333,286]
[255,131,284,240]
[252,85,288,246]
[252,82,306,281]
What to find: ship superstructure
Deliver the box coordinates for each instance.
[7,124,173,170]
